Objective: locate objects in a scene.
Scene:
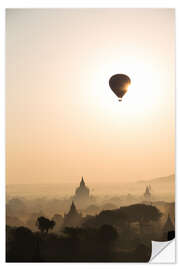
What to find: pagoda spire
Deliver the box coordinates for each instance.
[68,201,77,214]
[71,201,75,209]
[80,176,85,186]
[163,213,174,232]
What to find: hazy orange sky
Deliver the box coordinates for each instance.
[6,9,175,185]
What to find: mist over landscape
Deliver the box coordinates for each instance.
[6,174,175,262]
[6,174,174,199]
[6,174,175,226]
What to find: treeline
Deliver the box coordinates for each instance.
[6,225,151,262]
[6,203,174,262]
[83,204,162,229]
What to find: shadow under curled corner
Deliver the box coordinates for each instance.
[150,231,175,263]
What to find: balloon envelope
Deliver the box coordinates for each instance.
[109,74,131,100]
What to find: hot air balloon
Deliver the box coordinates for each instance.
[109,74,131,101]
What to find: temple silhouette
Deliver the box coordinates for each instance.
[144,185,151,203]
[163,213,175,240]
[63,201,82,227]
[73,177,91,207]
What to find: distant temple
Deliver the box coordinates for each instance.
[163,214,175,233]
[162,214,175,241]
[144,185,151,203]
[73,177,90,207]
[63,201,82,227]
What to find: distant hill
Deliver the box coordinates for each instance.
[136,174,174,202]
[137,174,174,185]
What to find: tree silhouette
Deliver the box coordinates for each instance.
[97,224,118,245]
[6,226,36,262]
[83,209,127,228]
[49,220,56,230]
[119,204,162,234]
[119,204,162,223]
[83,204,162,237]
[96,224,118,260]
[36,216,55,233]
